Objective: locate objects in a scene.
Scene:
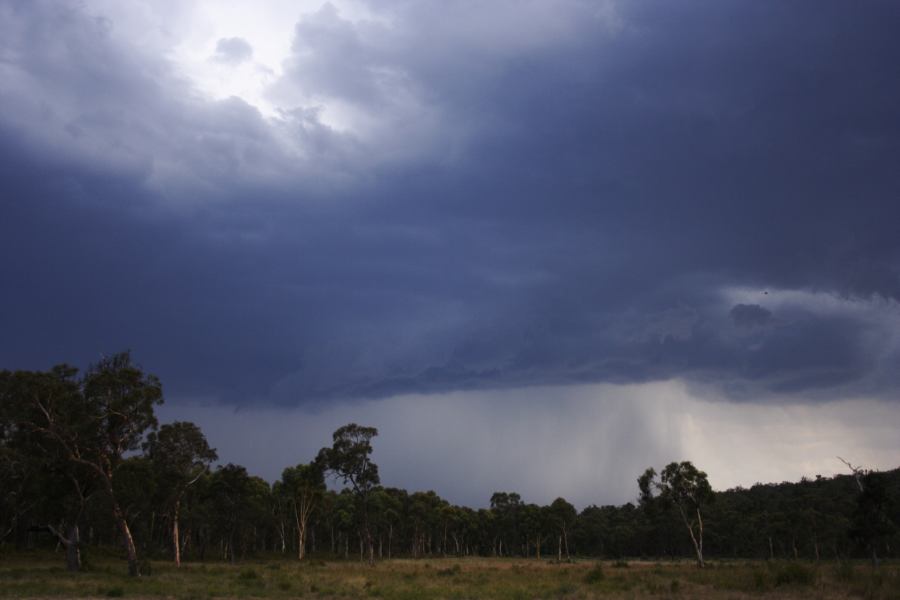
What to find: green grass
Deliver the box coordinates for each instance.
[0,553,898,599]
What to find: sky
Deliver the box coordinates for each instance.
[2,0,900,508]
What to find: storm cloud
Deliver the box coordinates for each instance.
[2,0,900,412]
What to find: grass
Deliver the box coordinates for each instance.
[0,552,898,599]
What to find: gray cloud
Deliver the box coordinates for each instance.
[1,0,899,409]
[213,37,253,65]
[730,304,772,328]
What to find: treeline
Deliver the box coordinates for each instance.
[1,353,897,576]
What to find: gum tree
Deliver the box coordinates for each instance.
[144,421,217,567]
[11,353,162,576]
[318,424,380,564]
[639,461,713,567]
[278,461,326,560]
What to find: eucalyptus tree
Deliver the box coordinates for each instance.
[490,492,522,556]
[371,487,403,558]
[5,354,162,576]
[144,421,217,566]
[520,503,549,558]
[0,370,100,570]
[639,461,713,567]
[318,424,380,564]
[279,461,326,560]
[549,497,577,560]
[206,463,271,562]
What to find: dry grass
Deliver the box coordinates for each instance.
[0,552,898,599]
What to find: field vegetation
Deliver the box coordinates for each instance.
[2,554,899,599]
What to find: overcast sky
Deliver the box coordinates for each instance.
[2,0,899,507]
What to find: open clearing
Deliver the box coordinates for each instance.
[1,555,899,599]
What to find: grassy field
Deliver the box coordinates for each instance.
[1,554,898,599]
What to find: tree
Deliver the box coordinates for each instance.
[0,367,99,571]
[279,461,325,560]
[205,464,271,562]
[144,421,217,567]
[840,458,896,566]
[489,492,522,556]
[317,424,380,564]
[8,353,162,576]
[639,461,713,567]
[549,497,577,560]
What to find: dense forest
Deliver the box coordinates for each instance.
[1,353,897,576]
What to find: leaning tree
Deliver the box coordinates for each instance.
[639,461,713,567]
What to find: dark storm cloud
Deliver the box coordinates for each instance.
[2,0,900,405]
[730,304,772,328]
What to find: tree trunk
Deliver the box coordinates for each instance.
[563,530,570,560]
[112,500,141,576]
[298,526,307,561]
[558,535,562,562]
[48,523,83,572]
[66,525,81,572]
[172,500,182,567]
[388,524,393,559]
[679,506,704,568]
